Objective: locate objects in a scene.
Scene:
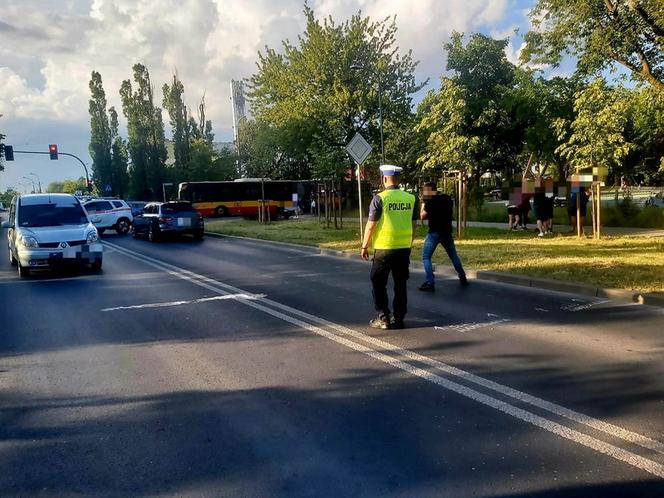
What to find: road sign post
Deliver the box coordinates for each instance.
[162,182,174,202]
[346,133,372,243]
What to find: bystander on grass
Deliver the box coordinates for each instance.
[206,218,664,292]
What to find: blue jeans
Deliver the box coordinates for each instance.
[422,232,465,284]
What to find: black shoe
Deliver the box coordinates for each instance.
[369,317,390,330]
[391,318,405,330]
[418,281,435,292]
[459,275,469,286]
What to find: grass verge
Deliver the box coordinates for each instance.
[206,217,664,292]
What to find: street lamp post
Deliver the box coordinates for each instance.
[29,172,42,193]
[350,64,385,165]
[22,176,36,193]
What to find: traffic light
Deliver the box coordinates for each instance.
[49,144,58,160]
[3,145,13,161]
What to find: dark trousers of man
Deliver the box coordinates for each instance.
[370,248,411,321]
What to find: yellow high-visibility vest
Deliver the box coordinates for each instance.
[373,188,416,249]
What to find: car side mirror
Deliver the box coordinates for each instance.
[91,216,102,223]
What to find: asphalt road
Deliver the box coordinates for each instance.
[1,227,663,497]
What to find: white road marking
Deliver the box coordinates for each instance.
[435,319,511,333]
[104,241,664,478]
[561,300,610,312]
[101,293,266,312]
[535,307,549,312]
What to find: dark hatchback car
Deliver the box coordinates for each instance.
[132,201,204,242]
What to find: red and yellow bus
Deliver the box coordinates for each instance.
[178,179,315,217]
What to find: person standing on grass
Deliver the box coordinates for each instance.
[533,187,547,237]
[418,182,468,292]
[361,165,418,330]
[569,187,590,234]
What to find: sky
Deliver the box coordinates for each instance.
[0,0,551,192]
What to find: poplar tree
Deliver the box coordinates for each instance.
[88,71,113,193]
[120,64,168,200]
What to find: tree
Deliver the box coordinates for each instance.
[506,72,582,181]
[109,106,130,197]
[120,64,168,200]
[625,84,664,183]
[163,73,192,175]
[416,32,520,185]
[554,78,633,181]
[88,71,114,195]
[61,177,88,194]
[248,5,423,181]
[46,181,65,193]
[522,0,664,90]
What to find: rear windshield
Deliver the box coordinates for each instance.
[161,203,197,214]
[18,202,88,227]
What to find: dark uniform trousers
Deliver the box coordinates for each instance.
[370,248,411,321]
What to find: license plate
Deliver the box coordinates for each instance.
[177,217,191,227]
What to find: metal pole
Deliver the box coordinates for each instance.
[22,177,35,193]
[163,184,166,203]
[596,183,602,239]
[357,163,364,243]
[30,173,42,193]
[377,74,385,165]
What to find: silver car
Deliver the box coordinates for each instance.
[2,193,103,278]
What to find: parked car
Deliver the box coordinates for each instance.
[82,198,133,235]
[644,193,664,208]
[132,201,204,242]
[2,193,102,277]
[127,200,147,217]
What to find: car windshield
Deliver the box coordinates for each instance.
[162,203,196,214]
[18,202,88,227]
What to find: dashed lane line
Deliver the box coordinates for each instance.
[101,293,266,312]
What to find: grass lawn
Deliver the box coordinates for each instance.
[206,217,664,292]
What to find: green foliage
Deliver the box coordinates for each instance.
[88,71,113,193]
[120,64,168,200]
[186,140,236,181]
[416,32,520,183]
[555,78,633,175]
[162,74,191,173]
[522,0,664,90]
[626,85,664,183]
[248,5,423,180]
[49,177,88,194]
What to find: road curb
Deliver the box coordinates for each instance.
[204,231,664,308]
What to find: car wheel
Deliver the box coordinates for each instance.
[91,260,102,271]
[131,225,139,238]
[148,225,160,243]
[193,230,204,241]
[116,218,130,235]
[215,206,227,217]
[9,248,17,266]
[18,263,30,278]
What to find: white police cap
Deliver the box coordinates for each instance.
[379,164,403,176]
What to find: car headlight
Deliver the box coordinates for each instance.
[86,230,99,244]
[19,235,39,248]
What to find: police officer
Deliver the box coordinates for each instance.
[361,165,418,330]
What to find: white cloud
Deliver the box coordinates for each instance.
[1,0,531,190]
